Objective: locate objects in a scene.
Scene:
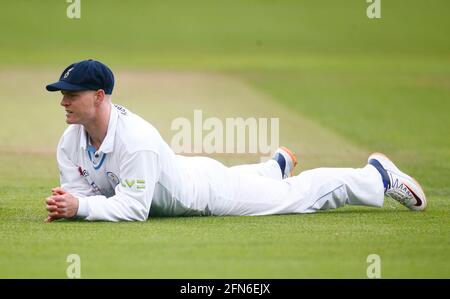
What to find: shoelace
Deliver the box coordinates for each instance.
[386,187,413,206]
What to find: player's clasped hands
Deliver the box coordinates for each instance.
[45,187,79,222]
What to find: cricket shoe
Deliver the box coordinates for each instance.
[272,146,298,179]
[368,152,427,211]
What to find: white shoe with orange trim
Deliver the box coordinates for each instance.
[272,146,298,179]
[368,153,427,211]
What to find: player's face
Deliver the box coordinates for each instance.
[60,90,98,124]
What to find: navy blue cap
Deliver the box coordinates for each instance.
[46,59,114,94]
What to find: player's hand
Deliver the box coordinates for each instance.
[51,187,66,196]
[45,187,79,222]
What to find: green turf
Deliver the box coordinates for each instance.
[1,154,448,278]
[0,153,449,278]
[0,0,449,278]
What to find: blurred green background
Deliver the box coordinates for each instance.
[0,0,449,278]
[1,0,449,66]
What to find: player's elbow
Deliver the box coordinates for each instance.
[131,213,148,222]
[127,204,150,222]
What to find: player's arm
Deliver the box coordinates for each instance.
[56,132,95,197]
[46,135,98,222]
[75,150,160,222]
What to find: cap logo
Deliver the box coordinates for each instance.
[63,67,74,79]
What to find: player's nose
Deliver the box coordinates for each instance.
[60,96,70,107]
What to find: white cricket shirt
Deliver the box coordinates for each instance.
[57,103,212,221]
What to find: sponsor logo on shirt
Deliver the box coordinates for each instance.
[114,104,128,116]
[121,179,146,191]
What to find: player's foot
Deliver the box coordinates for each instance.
[272,146,298,179]
[368,152,427,211]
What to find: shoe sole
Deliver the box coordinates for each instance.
[280,146,298,177]
[369,152,427,211]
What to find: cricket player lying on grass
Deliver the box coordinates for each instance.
[44,60,427,222]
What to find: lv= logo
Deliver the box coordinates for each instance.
[121,179,146,190]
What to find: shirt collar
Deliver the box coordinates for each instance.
[79,103,118,154]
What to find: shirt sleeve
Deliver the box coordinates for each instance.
[76,150,161,222]
[57,136,94,198]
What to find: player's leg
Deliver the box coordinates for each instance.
[210,163,385,216]
[290,165,386,213]
[229,147,298,180]
[229,159,282,180]
[210,153,427,216]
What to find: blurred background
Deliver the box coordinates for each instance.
[0,1,448,169]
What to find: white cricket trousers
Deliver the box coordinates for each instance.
[189,157,385,216]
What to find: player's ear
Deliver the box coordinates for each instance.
[94,89,105,106]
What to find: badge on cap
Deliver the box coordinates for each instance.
[64,67,74,79]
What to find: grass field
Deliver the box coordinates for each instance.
[0,1,449,278]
